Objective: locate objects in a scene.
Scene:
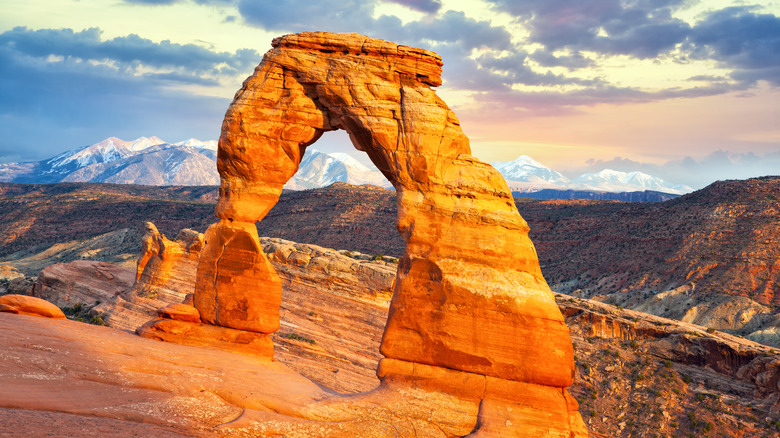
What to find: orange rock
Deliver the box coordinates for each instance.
[134,224,203,303]
[32,260,134,309]
[0,294,66,319]
[194,31,585,435]
[136,317,274,358]
[157,303,201,324]
[194,220,281,334]
[137,222,162,282]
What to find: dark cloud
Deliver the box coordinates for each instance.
[400,10,512,51]
[236,1,511,52]
[122,0,236,4]
[485,0,692,58]
[529,50,593,70]
[689,7,780,86]
[0,27,259,75]
[386,0,441,13]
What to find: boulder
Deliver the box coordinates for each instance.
[0,294,66,319]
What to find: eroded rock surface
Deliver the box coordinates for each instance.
[31,261,134,309]
[0,294,66,319]
[102,225,204,331]
[191,31,586,436]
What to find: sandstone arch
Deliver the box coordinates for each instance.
[194,32,588,436]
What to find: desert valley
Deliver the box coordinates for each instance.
[2,176,780,437]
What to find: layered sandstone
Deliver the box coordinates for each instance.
[190,31,586,436]
[31,261,134,309]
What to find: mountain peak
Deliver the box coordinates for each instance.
[175,138,217,150]
[128,136,167,152]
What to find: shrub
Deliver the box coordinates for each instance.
[282,332,316,345]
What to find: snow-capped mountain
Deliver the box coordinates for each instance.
[174,138,218,150]
[0,136,692,195]
[490,157,692,195]
[492,155,569,184]
[0,136,219,186]
[569,169,692,194]
[491,155,571,192]
[284,149,391,190]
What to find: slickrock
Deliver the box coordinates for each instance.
[0,294,65,318]
[32,260,135,308]
[191,31,585,436]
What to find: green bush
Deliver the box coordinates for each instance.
[282,332,316,345]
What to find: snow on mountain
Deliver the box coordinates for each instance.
[0,136,692,195]
[128,136,167,152]
[0,136,220,186]
[491,156,692,195]
[492,155,569,184]
[175,138,218,150]
[284,149,390,190]
[570,169,693,194]
[47,137,131,171]
[491,155,572,192]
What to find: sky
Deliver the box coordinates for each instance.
[1,0,779,189]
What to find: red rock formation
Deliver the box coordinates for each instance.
[106,224,204,330]
[0,294,66,319]
[191,32,586,436]
[32,260,134,308]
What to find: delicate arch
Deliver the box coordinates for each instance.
[196,32,580,404]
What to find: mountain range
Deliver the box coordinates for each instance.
[492,155,692,194]
[0,137,219,186]
[0,136,692,195]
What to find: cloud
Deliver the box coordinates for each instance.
[529,50,593,70]
[476,51,599,87]
[237,0,377,33]
[0,27,259,76]
[689,7,780,86]
[0,26,258,161]
[385,0,441,13]
[485,0,692,58]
